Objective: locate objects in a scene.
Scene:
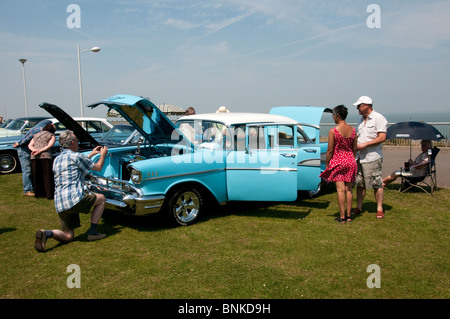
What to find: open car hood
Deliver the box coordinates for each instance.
[270,106,332,140]
[39,102,100,149]
[87,95,183,146]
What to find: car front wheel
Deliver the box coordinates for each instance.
[167,187,203,226]
[0,153,19,174]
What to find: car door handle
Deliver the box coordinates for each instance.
[281,153,296,158]
[303,149,317,153]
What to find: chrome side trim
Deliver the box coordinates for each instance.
[297,159,321,167]
[142,168,224,182]
[226,167,297,172]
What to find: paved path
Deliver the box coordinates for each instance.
[382,145,450,189]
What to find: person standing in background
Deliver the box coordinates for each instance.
[320,105,357,224]
[185,107,196,116]
[13,119,52,197]
[353,96,388,219]
[28,123,56,199]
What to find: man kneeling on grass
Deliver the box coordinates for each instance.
[35,130,108,253]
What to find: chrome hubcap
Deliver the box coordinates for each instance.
[0,155,15,173]
[175,191,200,223]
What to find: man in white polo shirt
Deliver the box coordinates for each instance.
[353,96,388,219]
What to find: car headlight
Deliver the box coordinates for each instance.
[130,168,142,184]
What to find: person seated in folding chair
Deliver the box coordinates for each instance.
[382,139,432,187]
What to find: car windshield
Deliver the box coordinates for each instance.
[0,119,13,128]
[99,125,141,145]
[5,120,25,131]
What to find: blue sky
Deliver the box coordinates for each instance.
[1,0,450,121]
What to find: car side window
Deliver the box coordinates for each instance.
[101,122,111,132]
[267,125,294,149]
[297,127,310,145]
[202,122,228,148]
[248,126,265,150]
[234,125,246,151]
[278,125,294,147]
[87,121,111,133]
[86,121,103,133]
[178,121,195,143]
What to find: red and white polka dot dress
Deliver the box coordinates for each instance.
[320,127,357,182]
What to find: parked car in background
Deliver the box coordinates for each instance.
[98,124,142,146]
[84,94,331,226]
[0,117,51,137]
[0,118,14,128]
[0,103,113,174]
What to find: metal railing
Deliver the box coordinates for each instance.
[320,122,449,147]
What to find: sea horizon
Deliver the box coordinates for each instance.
[341,111,450,124]
[320,111,450,139]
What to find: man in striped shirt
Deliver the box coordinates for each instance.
[35,130,108,252]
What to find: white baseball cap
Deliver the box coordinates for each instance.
[353,96,373,106]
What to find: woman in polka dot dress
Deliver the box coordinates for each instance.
[320,105,357,224]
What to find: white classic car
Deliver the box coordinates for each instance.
[84,94,331,226]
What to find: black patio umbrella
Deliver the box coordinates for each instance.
[386,121,446,158]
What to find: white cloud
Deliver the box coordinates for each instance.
[162,18,200,31]
[372,2,450,50]
[204,11,255,36]
[1,0,450,119]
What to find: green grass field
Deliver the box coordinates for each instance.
[1,173,448,299]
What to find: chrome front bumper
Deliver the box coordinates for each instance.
[86,175,165,216]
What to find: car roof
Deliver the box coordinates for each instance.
[177,112,297,126]
[13,117,50,121]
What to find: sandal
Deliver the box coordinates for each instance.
[346,216,352,222]
[335,217,346,224]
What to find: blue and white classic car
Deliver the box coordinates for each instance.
[85,94,331,226]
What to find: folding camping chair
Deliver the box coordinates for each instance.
[399,147,440,195]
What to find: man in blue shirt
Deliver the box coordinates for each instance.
[35,130,108,252]
[13,119,52,196]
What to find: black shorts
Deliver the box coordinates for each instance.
[58,193,97,231]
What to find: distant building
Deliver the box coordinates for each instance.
[157,104,186,116]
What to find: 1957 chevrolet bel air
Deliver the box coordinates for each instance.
[84,94,331,226]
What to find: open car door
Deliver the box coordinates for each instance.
[227,123,300,202]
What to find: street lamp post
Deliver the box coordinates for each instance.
[77,45,101,117]
[19,58,29,117]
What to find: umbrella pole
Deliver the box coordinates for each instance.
[410,140,412,159]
